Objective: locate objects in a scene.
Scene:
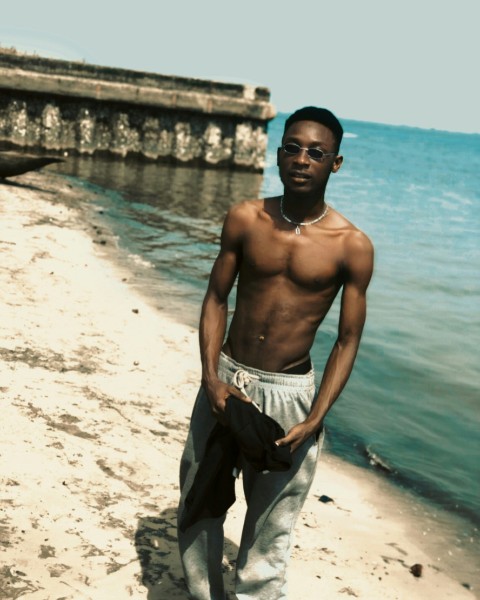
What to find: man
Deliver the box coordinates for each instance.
[177,106,374,599]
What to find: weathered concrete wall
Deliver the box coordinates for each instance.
[0,53,275,171]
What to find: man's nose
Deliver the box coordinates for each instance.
[293,148,310,165]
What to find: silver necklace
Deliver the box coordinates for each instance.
[280,196,330,235]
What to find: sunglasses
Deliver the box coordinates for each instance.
[281,142,336,162]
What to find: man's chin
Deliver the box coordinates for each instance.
[284,182,314,195]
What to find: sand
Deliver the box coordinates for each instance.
[0,171,475,599]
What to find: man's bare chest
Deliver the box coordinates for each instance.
[241,229,343,290]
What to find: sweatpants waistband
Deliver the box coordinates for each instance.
[219,352,315,391]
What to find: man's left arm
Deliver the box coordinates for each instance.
[277,231,374,452]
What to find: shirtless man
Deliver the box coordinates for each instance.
[178,107,374,599]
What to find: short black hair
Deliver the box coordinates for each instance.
[283,106,344,152]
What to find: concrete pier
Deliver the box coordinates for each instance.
[0,53,275,171]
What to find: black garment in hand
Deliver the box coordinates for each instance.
[179,395,292,532]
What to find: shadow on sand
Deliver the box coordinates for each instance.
[135,506,239,599]
[0,177,55,193]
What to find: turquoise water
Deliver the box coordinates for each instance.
[52,116,480,533]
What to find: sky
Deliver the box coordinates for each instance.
[1,0,479,134]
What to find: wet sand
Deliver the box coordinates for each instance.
[0,171,475,599]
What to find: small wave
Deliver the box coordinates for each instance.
[128,253,155,269]
[365,446,395,474]
[441,190,473,205]
[344,132,358,139]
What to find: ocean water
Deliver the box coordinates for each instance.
[51,115,479,554]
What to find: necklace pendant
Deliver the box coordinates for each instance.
[295,226,301,235]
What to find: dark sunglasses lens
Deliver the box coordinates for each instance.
[307,148,324,160]
[283,143,300,154]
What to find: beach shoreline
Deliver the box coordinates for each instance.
[0,171,476,599]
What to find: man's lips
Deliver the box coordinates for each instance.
[289,170,311,180]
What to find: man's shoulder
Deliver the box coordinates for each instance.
[221,198,266,242]
[230,197,266,213]
[330,208,373,252]
[328,209,374,283]
[225,198,268,225]
[345,225,373,255]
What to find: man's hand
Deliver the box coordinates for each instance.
[204,379,251,425]
[275,421,317,453]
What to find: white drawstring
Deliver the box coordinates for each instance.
[231,368,260,397]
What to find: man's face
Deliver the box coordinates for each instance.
[277,120,343,197]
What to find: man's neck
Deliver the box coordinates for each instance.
[281,192,327,220]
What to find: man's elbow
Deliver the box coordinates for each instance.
[202,291,228,311]
[336,330,363,353]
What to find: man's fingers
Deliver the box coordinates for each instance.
[278,436,298,453]
[226,388,252,403]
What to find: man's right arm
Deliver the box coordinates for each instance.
[200,203,251,421]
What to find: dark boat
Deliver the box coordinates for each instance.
[0,151,64,178]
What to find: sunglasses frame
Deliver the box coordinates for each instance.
[281,142,337,162]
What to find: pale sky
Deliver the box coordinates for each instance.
[1,0,479,133]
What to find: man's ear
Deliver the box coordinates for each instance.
[332,154,343,173]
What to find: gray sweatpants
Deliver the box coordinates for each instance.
[178,352,323,600]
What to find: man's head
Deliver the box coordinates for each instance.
[283,107,343,153]
[277,107,344,197]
